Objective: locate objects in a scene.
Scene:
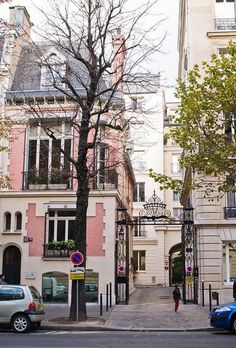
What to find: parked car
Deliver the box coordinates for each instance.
[0,284,45,333]
[210,301,236,333]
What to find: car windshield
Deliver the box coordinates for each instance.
[29,286,41,299]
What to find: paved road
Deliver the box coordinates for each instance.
[0,331,235,348]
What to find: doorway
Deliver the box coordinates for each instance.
[169,243,182,286]
[2,245,21,284]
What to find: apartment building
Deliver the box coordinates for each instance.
[124,77,182,287]
[178,0,236,302]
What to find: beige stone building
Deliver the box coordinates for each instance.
[178,0,236,303]
[125,78,182,287]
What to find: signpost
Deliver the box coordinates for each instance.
[69,251,84,321]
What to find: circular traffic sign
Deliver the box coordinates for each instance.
[70,251,84,265]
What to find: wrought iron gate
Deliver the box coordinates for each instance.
[115,191,198,305]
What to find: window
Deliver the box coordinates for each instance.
[171,154,181,174]
[223,243,236,283]
[225,113,236,142]
[41,53,66,88]
[173,191,180,201]
[173,208,183,218]
[130,97,145,111]
[133,182,145,202]
[4,212,11,231]
[133,250,146,271]
[47,210,76,243]
[27,120,72,187]
[133,218,146,237]
[15,212,22,231]
[96,142,108,185]
[132,150,146,171]
[0,287,24,301]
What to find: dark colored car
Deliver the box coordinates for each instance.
[210,301,236,333]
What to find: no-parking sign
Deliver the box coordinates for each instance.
[70,251,84,266]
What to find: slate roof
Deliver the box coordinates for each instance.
[6,42,123,104]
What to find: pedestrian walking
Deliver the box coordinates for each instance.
[0,274,7,284]
[233,280,236,301]
[173,284,181,312]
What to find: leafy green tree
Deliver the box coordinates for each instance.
[150,42,236,194]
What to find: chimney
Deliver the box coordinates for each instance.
[112,31,126,93]
[9,6,32,40]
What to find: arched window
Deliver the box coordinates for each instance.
[4,212,11,231]
[15,212,22,231]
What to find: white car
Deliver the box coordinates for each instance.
[0,284,45,333]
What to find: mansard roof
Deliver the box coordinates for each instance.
[6,41,123,105]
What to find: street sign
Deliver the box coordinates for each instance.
[70,251,84,265]
[70,266,85,273]
[69,273,85,280]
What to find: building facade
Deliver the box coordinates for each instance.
[0,6,134,305]
[124,76,182,287]
[178,0,236,303]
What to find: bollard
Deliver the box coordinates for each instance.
[209,283,212,312]
[100,293,103,316]
[106,283,109,312]
[216,292,219,306]
[109,281,112,308]
[202,281,204,307]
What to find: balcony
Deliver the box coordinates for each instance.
[23,169,73,190]
[43,240,75,258]
[224,207,236,219]
[214,18,236,31]
[92,169,118,190]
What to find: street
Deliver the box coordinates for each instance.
[0,331,235,348]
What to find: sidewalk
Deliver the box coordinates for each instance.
[41,286,212,332]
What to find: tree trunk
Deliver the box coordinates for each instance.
[69,110,90,321]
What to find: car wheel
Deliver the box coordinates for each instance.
[31,322,41,330]
[11,314,31,333]
[230,315,236,334]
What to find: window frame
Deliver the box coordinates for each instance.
[46,210,76,243]
[133,250,146,272]
[222,242,236,284]
[133,182,145,202]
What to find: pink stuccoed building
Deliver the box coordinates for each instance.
[0,6,134,305]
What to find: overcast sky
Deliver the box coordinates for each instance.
[0,0,179,100]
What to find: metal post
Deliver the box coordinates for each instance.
[216,292,219,306]
[109,281,112,307]
[100,293,103,316]
[202,281,204,307]
[76,280,79,321]
[209,283,212,312]
[106,283,109,311]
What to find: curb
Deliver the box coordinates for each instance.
[41,323,216,332]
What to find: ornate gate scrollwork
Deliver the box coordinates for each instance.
[115,192,198,305]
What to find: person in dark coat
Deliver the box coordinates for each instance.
[233,280,236,301]
[173,284,181,312]
[0,274,7,284]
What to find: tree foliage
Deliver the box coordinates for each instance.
[150,42,236,193]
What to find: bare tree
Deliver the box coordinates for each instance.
[6,0,163,320]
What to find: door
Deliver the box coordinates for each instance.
[2,246,21,284]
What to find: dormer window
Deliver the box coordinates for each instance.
[41,52,66,88]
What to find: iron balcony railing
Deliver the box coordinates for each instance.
[43,244,72,258]
[224,207,236,219]
[23,169,73,190]
[214,18,236,31]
